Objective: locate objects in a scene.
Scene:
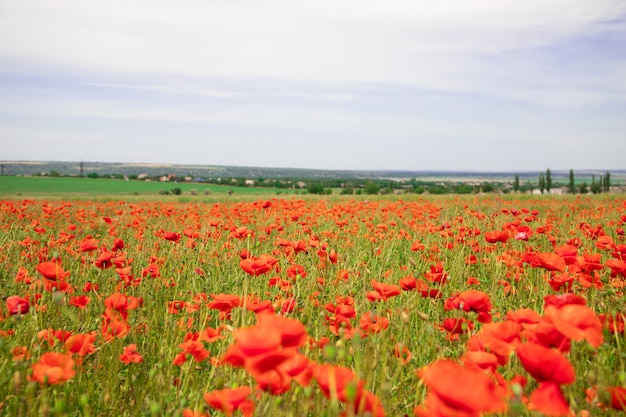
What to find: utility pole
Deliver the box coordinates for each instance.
[80,161,84,177]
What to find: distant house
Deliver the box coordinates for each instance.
[245,179,255,186]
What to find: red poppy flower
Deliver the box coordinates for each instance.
[207,294,241,314]
[444,290,493,323]
[425,262,448,284]
[79,237,99,252]
[399,275,417,291]
[554,245,578,265]
[12,345,30,361]
[606,258,626,277]
[163,231,181,242]
[6,296,29,315]
[544,293,587,309]
[516,342,575,384]
[120,344,143,364]
[204,386,253,417]
[240,257,273,276]
[485,230,509,244]
[65,333,97,357]
[368,280,402,301]
[607,386,626,410]
[461,350,499,372]
[69,295,90,309]
[394,343,412,365]
[173,340,210,365]
[416,359,506,415]
[506,308,542,326]
[467,321,521,365]
[544,304,603,348]
[536,253,566,272]
[286,264,307,279]
[359,312,390,334]
[95,250,115,269]
[36,261,71,281]
[30,352,75,385]
[528,382,571,416]
[313,364,359,401]
[256,312,308,348]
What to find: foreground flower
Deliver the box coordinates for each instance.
[64,333,97,357]
[204,386,254,416]
[414,359,506,416]
[543,303,603,348]
[607,386,626,410]
[528,382,571,416]
[36,261,71,281]
[120,344,143,364]
[516,343,575,385]
[6,295,29,315]
[30,352,75,385]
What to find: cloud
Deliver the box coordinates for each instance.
[1,0,625,171]
[1,0,624,87]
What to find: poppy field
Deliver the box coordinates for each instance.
[1,195,625,416]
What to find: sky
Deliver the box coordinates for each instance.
[1,0,625,172]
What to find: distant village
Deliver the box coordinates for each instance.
[2,161,623,195]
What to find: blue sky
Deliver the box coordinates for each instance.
[1,0,625,171]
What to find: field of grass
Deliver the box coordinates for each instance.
[0,176,300,198]
[0,194,625,416]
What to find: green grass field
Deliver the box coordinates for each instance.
[0,176,300,198]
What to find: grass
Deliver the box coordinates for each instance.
[0,176,302,198]
[0,194,624,416]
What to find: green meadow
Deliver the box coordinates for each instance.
[0,176,298,198]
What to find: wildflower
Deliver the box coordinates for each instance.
[65,333,97,357]
[516,343,575,385]
[203,386,254,417]
[30,352,75,385]
[120,344,143,364]
[6,296,29,315]
[414,359,506,416]
[528,382,571,416]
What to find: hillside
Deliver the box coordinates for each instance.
[2,161,623,183]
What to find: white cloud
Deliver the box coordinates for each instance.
[1,0,624,88]
[1,0,625,170]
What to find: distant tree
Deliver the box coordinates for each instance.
[171,187,182,195]
[454,184,474,194]
[590,175,601,194]
[545,168,552,192]
[49,170,61,177]
[429,185,449,195]
[513,175,520,192]
[568,169,575,193]
[603,171,611,192]
[364,181,380,195]
[538,172,545,194]
[579,182,588,194]
[481,183,495,193]
[307,183,325,195]
[87,172,99,179]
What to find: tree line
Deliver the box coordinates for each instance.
[513,169,612,194]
